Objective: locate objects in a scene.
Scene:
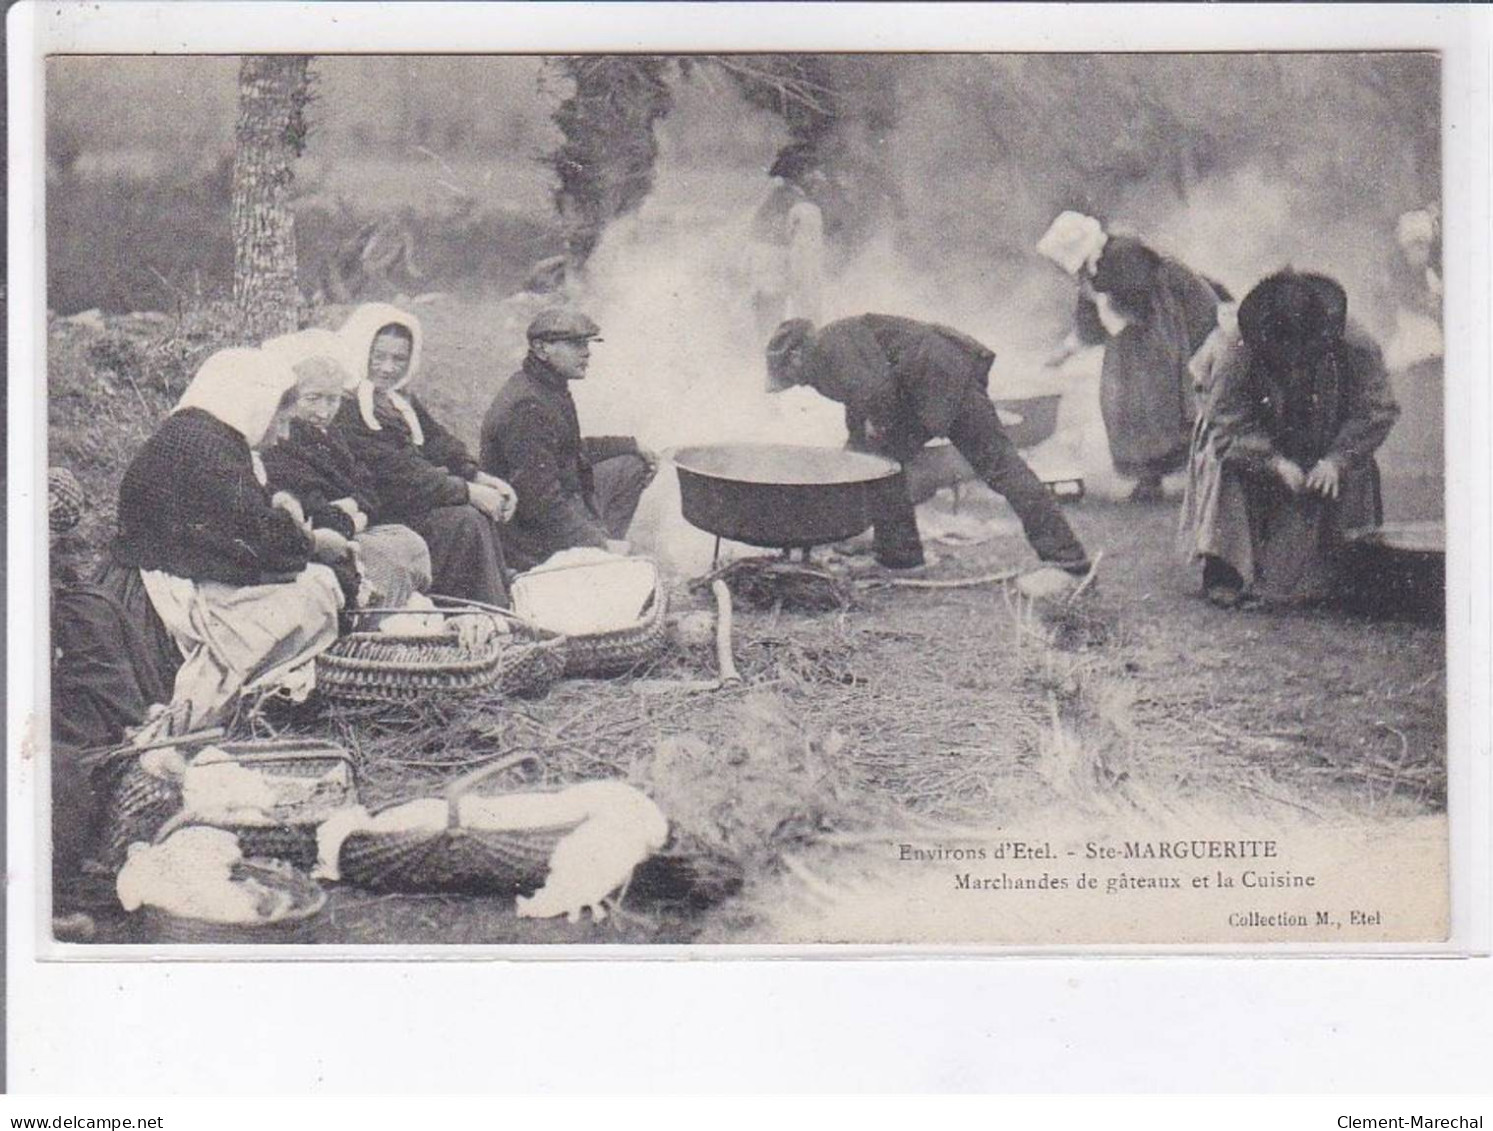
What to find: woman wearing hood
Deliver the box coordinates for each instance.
[1181,270,1400,606]
[332,303,516,606]
[101,347,347,734]
[1039,211,1226,502]
[260,327,432,610]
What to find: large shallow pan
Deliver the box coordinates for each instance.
[673,443,901,550]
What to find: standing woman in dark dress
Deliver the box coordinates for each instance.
[1039,211,1224,502]
[332,303,517,605]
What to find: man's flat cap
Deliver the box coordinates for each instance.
[527,308,603,342]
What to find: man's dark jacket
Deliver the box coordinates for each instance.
[799,314,995,459]
[480,354,638,562]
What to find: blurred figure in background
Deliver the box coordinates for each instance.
[746,144,827,341]
[1385,207,1443,372]
[1039,211,1226,503]
[1180,271,1399,608]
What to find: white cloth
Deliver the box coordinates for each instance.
[512,550,658,636]
[1037,211,1107,277]
[139,564,343,731]
[336,302,426,445]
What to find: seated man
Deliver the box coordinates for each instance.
[481,309,656,570]
[765,315,1091,573]
[1182,270,1400,607]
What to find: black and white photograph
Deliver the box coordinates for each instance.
[28,38,1462,951]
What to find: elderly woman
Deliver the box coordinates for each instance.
[261,328,432,610]
[1181,270,1400,607]
[1039,211,1225,501]
[332,303,516,605]
[100,348,347,734]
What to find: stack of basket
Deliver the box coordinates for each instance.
[315,595,567,703]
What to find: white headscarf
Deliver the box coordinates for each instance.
[174,347,299,451]
[335,303,425,446]
[1037,211,1108,277]
[262,327,345,376]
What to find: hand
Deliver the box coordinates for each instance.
[1272,456,1307,494]
[490,477,518,522]
[605,539,632,556]
[473,471,505,491]
[467,482,509,522]
[311,527,352,562]
[637,448,660,481]
[1305,457,1341,499]
[331,498,369,534]
[272,492,310,531]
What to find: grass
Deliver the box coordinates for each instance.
[49,309,1447,943]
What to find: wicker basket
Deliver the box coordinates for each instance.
[512,558,671,678]
[130,857,327,945]
[201,739,358,870]
[100,735,358,871]
[338,754,578,894]
[316,595,567,703]
[561,587,670,677]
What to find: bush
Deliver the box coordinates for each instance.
[47,302,251,571]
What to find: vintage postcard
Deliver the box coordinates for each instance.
[13,5,1487,960]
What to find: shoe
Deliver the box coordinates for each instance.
[1051,558,1093,578]
[1206,584,1244,609]
[874,551,927,571]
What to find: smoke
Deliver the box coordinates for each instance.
[564,53,1440,552]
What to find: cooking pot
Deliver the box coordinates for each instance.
[672,443,901,551]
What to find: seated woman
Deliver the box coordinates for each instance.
[99,347,347,734]
[332,303,517,605]
[1180,270,1400,607]
[261,328,433,610]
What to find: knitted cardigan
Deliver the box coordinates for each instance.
[111,408,314,585]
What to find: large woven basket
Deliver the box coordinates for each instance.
[101,736,359,871]
[338,754,579,894]
[94,728,225,869]
[130,857,327,945]
[316,595,567,703]
[200,739,358,870]
[561,587,670,677]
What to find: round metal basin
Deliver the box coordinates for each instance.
[672,443,901,550]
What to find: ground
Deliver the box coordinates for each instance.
[59,477,1444,946]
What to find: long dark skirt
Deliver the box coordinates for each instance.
[412,504,510,606]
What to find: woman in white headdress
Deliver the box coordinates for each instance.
[331,303,517,606]
[103,347,346,734]
[1039,210,1226,502]
[260,327,433,610]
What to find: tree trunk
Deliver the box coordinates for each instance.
[232,55,311,340]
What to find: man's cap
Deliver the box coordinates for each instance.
[527,308,603,343]
[765,318,815,393]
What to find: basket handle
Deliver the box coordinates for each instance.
[350,594,548,635]
[442,751,546,829]
[78,726,227,770]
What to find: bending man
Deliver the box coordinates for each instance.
[766,315,1091,573]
